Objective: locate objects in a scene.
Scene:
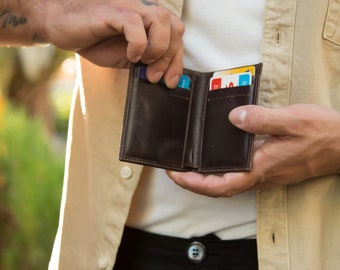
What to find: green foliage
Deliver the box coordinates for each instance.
[0,48,16,93]
[0,104,64,270]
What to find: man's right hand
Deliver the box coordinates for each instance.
[1,0,185,88]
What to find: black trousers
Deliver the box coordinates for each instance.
[113,226,258,270]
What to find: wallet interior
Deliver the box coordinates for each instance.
[119,63,262,173]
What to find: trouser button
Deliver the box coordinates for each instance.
[187,241,206,264]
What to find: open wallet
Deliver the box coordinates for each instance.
[119,62,262,173]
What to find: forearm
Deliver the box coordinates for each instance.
[0,0,46,46]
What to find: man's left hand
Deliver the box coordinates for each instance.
[168,104,340,197]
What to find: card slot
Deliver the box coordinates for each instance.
[200,94,254,171]
[121,79,189,167]
[137,79,190,99]
[207,85,254,100]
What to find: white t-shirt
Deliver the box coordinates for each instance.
[126,0,265,240]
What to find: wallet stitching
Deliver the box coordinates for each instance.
[120,63,263,173]
[119,65,137,159]
[121,156,185,171]
[146,87,190,100]
[199,64,262,171]
[181,80,194,168]
[243,63,262,170]
[197,74,210,170]
[182,72,211,170]
[207,93,252,101]
[201,94,253,171]
[121,156,250,173]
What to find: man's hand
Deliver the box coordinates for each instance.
[1,0,184,88]
[168,104,340,197]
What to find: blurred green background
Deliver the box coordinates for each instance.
[0,46,75,269]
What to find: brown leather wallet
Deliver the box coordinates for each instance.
[119,63,262,173]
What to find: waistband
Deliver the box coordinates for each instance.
[114,226,258,270]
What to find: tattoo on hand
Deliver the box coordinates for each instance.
[0,10,27,28]
[141,0,159,6]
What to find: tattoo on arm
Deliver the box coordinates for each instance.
[0,10,27,28]
[141,0,159,6]
[0,10,47,45]
[32,34,47,44]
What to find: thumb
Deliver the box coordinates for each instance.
[228,105,291,135]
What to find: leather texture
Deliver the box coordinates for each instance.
[120,63,262,173]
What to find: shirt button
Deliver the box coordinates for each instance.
[97,257,108,268]
[120,166,133,179]
[187,241,206,264]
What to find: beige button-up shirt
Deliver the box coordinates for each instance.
[49,0,340,269]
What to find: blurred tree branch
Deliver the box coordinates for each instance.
[0,46,73,132]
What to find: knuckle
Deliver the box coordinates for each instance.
[173,19,185,37]
[123,11,135,22]
[148,43,169,58]
[161,53,173,64]
[124,11,142,26]
[156,7,172,21]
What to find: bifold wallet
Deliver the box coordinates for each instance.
[119,62,262,173]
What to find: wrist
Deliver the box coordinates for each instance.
[23,1,49,45]
[0,0,48,46]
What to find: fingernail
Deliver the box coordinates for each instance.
[239,109,247,123]
[149,71,163,83]
[142,58,156,65]
[130,55,142,63]
[167,75,180,89]
[229,108,247,125]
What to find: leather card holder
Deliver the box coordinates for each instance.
[119,63,262,173]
